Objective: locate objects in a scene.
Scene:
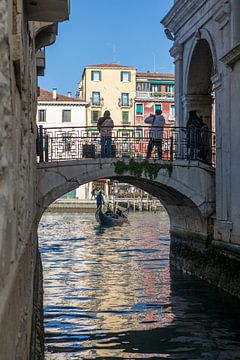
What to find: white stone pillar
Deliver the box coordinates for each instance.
[231,0,240,47]
[170,43,184,126]
[88,181,93,200]
[105,179,109,200]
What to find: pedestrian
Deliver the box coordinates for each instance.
[199,117,211,162]
[96,191,104,209]
[97,110,114,158]
[91,187,96,200]
[186,110,201,159]
[144,109,165,159]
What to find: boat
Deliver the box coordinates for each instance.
[95,207,129,226]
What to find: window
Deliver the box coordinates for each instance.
[170,104,175,119]
[165,84,174,93]
[151,84,161,93]
[91,111,100,123]
[62,110,71,122]
[121,71,131,82]
[38,109,46,122]
[155,104,162,112]
[122,111,129,124]
[91,71,101,81]
[92,91,100,106]
[136,104,143,115]
[121,93,129,106]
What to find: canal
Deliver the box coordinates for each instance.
[39,212,240,359]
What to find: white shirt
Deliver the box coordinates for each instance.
[144,114,165,139]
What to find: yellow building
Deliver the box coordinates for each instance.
[78,64,137,126]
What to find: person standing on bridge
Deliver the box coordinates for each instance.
[144,109,165,159]
[97,110,114,158]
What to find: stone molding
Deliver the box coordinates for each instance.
[220,43,240,69]
[170,43,183,61]
[161,0,208,33]
[213,0,230,30]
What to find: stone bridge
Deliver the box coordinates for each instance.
[37,158,215,241]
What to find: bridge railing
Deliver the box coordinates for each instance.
[37,125,216,166]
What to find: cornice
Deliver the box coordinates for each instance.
[220,43,240,69]
[38,101,87,106]
[161,0,211,34]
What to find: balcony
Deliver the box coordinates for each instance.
[118,98,133,108]
[136,91,175,100]
[25,0,70,22]
[90,97,104,107]
[36,50,45,76]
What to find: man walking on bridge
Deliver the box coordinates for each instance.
[144,109,165,159]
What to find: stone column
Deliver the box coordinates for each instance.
[105,179,109,201]
[231,0,240,47]
[170,43,184,126]
[88,181,93,200]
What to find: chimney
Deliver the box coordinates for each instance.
[67,91,72,98]
[52,88,57,100]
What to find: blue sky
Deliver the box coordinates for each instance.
[39,0,174,96]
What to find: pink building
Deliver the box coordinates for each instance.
[135,72,175,126]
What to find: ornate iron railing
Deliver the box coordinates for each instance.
[37,125,216,166]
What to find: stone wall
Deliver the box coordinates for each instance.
[162,0,240,296]
[0,1,42,359]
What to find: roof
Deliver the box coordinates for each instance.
[85,63,136,69]
[136,72,175,80]
[38,89,84,102]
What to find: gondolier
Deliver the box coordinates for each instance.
[96,191,104,209]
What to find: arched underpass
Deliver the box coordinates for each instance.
[38,158,240,297]
[37,159,215,240]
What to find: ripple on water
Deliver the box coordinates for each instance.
[39,212,240,360]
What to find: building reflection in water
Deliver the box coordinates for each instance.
[40,212,240,359]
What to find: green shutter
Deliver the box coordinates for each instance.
[155,104,162,111]
[136,104,143,114]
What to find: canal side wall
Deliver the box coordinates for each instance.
[0,2,48,359]
[170,234,240,299]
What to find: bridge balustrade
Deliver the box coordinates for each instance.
[37,125,215,166]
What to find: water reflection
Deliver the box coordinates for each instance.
[39,212,240,359]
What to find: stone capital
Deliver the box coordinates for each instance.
[170,43,183,61]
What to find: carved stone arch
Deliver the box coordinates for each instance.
[185,28,218,91]
[184,29,218,129]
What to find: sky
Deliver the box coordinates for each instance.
[39,0,174,96]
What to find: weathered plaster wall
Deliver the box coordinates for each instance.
[0,1,41,358]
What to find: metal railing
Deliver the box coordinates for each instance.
[136,91,175,100]
[37,125,216,167]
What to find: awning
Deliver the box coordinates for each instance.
[149,80,175,85]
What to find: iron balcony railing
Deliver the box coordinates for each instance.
[37,125,216,167]
[136,91,175,100]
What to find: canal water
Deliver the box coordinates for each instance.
[39,212,240,359]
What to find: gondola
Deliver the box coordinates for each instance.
[95,206,129,226]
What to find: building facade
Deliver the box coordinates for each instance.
[37,88,88,199]
[37,88,87,127]
[135,72,175,126]
[78,64,137,126]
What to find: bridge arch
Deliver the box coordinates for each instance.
[37,159,215,241]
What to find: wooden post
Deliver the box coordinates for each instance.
[44,134,49,162]
[39,125,44,162]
